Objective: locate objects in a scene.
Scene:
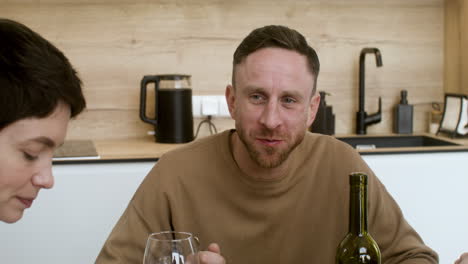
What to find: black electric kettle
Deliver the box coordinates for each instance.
[140,74,194,143]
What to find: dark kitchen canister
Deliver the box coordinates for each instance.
[140,74,194,143]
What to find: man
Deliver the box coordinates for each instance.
[0,18,86,223]
[96,25,437,263]
[456,253,468,264]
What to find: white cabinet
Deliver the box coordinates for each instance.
[364,152,468,264]
[0,161,155,264]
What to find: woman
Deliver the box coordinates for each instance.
[0,18,86,223]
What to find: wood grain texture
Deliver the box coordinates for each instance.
[0,0,444,139]
[460,0,468,95]
[91,133,468,160]
[445,0,468,95]
[444,0,461,94]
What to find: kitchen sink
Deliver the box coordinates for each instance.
[336,135,460,150]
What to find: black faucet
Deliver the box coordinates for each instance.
[356,47,383,135]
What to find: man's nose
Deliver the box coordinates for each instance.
[32,162,55,189]
[259,100,282,129]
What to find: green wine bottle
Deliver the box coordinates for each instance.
[336,173,381,264]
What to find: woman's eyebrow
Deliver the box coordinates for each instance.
[27,136,57,148]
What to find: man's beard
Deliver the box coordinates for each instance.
[236,126,305,168]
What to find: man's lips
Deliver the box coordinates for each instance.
[17,197,34,208]
[257,138,283,146]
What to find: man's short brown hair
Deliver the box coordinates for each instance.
[232,25,320,94]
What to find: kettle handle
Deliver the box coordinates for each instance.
[140,75,160,126]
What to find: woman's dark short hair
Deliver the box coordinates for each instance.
[232,25,320,94]
[0,18,86,129]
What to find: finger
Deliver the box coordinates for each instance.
[460,253,468,264]
[198,250,225,264]
[455,253,468,264]
[207,243,221,254]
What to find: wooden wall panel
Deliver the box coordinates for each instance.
[460,0,468,95]
[0,0,444,139]
[444,0,461,94]
[444,0,468,95]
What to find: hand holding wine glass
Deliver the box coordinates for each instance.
[198,243,225,264]
[143,231,225,264]
[143,231,200,264]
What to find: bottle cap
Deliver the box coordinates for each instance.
[349,172,368,185]
[318,91,331,106]
[400,90,408,104]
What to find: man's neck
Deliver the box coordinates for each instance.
[230,131,291,180]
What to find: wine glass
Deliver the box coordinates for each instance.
[143,231,200,264]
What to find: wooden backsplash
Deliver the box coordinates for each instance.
[0,0,444,140]
[445,0,468,95]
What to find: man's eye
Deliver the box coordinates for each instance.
[282,97,296,104]
[23,152,38,161]
[249,94,265,104]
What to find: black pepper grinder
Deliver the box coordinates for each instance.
[393,90,413,134]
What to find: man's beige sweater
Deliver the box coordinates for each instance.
[96,130,438,264]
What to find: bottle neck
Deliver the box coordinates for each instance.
[349,183,368,235]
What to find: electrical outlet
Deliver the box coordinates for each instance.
[192,95,202,117]
[218,96,231,117]
[201,96,219,116]
[193,95,232,118]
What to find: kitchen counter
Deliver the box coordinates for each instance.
[334,133,468,155]
[94,136,187,160]
[53,133,468,163]
[53,136,185,163]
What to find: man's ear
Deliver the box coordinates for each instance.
[225,84,236,118]
[307,93,321,127]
